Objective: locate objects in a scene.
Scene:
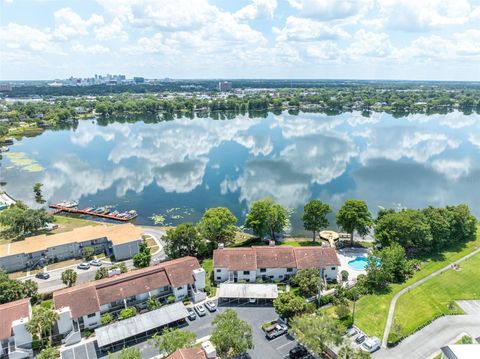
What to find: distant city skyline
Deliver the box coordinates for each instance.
[1,0,480,81]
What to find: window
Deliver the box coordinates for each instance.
[87,313,96,318]
[245,279,250,283]
[216,276,221,280]
[216,269,221,273]
[279,275,283,279]
[260,268,266,273]
[287,268,293,272]
[243,271,250,275]
[331,267,336,270]
[269,276,274,279]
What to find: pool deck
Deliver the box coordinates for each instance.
[336,247,370,280]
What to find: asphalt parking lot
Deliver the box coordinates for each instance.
[61,302,298,359]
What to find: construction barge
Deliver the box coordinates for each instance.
[49,201,138,222]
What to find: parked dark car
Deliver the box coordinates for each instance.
[186,307,197,321]
[289,346,308,358]
[205,300,217,312]
[35,272,50,280]
[265,324,288,340]
[355,335,366,344]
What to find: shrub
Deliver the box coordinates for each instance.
[340,270,349,282]
[147,298,161,311]
[167,295,176,304]
[82,246,95,261]
[119,307,137,320]
[101,313,113,325]
[319,294,334,306]
[40,299,53,309]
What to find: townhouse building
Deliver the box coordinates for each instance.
[0,224,143,273]
[213,245,341,283]
[53,256,206,345]
[0,299,33,359]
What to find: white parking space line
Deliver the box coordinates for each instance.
[276,340,296,350]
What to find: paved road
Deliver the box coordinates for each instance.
[374,314,480,359]
[20,227,166,293]
[61,304,295,359]
[381,246,480,347]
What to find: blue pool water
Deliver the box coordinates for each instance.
[348,257,369,271]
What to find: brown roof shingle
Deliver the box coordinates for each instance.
[213,248,257,271]
[54,285,100,318]
[54,257,200,317]
[167,348,208,359]
[0,298,31,340]
[213,246,340,270]
[254,246,296,268]
[293,247,341,268]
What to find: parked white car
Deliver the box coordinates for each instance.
[361,337,381,353]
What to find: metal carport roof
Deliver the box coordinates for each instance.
[217,283,278,299]
[95,302,188,347]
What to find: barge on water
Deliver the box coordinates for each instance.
[49,203,138,222]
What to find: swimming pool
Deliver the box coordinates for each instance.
[348,257,369,271]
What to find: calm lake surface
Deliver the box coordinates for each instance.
[3,111,480,233]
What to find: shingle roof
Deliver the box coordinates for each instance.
[54,285,100,318]
[54,257,200,318]
[167,348,208,359]
[213,246,340,270]
[213,248,257,271]
[0,298,31,340]
[254,246,296,268]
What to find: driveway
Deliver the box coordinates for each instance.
[21,226,166,293]
[66,303,296,359]
[373,315,480,359]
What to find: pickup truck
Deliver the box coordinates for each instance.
[265,324,288,340]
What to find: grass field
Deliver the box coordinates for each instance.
[393,252,480,339]
[354,230,480,339]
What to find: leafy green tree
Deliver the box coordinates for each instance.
[290,311,344,357]
[245,198,289,241]
[302,200,331,241]
[273,292,307,319]
[61,269,77,287]
[150,328,196,355]
[374,209,432,254]
[363,257,389,292]
[26,305,59,345]
[292,269,320,298]
[338,345,371,359]
[0,269,38,304]
[82,246,95,260]
[210,309,253,358]
[37,346,59,359]
[101,313,113,325]
[33,183,45,204]
[377,244,411,283]
[116,347,141,359]
[198,207,237,248]
[133,241,151,268]
[336,200,372,247]
[422,206,451,250]
[0,202,53,239]
[163,223,207,259]
[446,204,477,243]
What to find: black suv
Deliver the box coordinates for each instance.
[35,272,50,280]
[289,346,308,358]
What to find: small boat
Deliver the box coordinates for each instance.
[86,207,96,213]
[57,200,79,208]
[103,209,110,214]
[111,211,120,216]
[95,207,105,213]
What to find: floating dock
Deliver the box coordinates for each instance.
[49,204,137,222]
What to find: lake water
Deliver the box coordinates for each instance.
[3,111,480,233]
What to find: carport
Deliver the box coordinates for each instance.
[95,302,188,350]
[217,283,278,305]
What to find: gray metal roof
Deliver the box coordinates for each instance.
[95,302,188,347]
[217,283,278,299]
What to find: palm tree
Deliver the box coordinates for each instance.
[27,306,59,346]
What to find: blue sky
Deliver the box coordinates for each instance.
[1,0,480,81]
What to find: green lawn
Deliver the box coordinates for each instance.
[354,231,480,338]
[393,252,480,339]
